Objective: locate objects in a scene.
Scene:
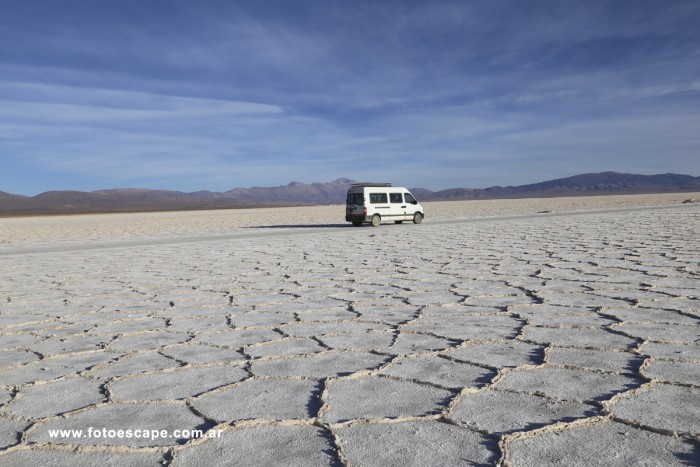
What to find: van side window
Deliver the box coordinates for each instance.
[369,193,388,204]
[404,193,416,204]
[389,193,403,203]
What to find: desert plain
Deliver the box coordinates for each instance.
[1,192,699,466]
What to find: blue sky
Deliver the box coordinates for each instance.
[1,0,699,195]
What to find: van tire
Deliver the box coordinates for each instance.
[394,220,403,224]
[371,215,381,227]
[352,221,363,227]
[413,213,423,224]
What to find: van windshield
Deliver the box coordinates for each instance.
[346,193,363,205]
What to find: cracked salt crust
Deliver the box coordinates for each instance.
[1,195,699,465]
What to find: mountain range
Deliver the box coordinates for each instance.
[2,172,699,215]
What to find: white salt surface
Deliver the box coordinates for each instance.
[1,193,699,465]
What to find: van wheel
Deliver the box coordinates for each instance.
[352,221,362,227]
[371,215,381,227]
[394,221,403,224]
[413,213,423,224]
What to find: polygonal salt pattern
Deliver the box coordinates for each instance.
[389,332,459,354]
[0,417,28,449]
[194,329,282,348]
[495,366,643,402]
[171,425,336,467]
[521,312,617,327]
[0,349,41,368]
[611,322,699,344]
[523,326,638,350]
[90,317,167,335]
[638,341,700,361]
[319,331,395,351]
[159,342,244,365]
[30,334,113,356]
[335,420,499,466]
[546,347,643,374]
[610,384,700,436]
[109,364,248,401]
[605,307,700,325]
[0,333,44,350]
[642,359,700,386]
[228,310,295,327]
[107,330,191,352]
[165,316,230,333]
[279,320,391,338]
[506,419,698,466]
[0,360,80,386]
[354,307,418,325]
[88,351,181,378]
[402,314,522,341]
[450,390,597,434]
[444,340,544,368]
[40,351,121,372]
[251,351,389,378]
[379,355,494,389]
[192,378,320,422]
[245,337,326,358]
[4,376,104,419]
[321,376,453,423]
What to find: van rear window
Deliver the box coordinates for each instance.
[346,193,363,205]
[369,193,388,204]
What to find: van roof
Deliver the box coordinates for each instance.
[350,182,392,187]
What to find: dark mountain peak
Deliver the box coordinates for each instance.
[93,188,185,196]
[33,190,93,199]
[94,188,150,194]
[330,178,356,185]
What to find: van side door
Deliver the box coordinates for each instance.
[389,192,407,220]
[369,192,390,219]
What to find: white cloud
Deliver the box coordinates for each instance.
[0,82,284,120]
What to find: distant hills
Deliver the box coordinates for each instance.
[423,172,700,200]
[2,172,699,215]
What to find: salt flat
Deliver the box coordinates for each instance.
[1,194,699,466]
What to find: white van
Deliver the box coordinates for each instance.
[345,183,425,227]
